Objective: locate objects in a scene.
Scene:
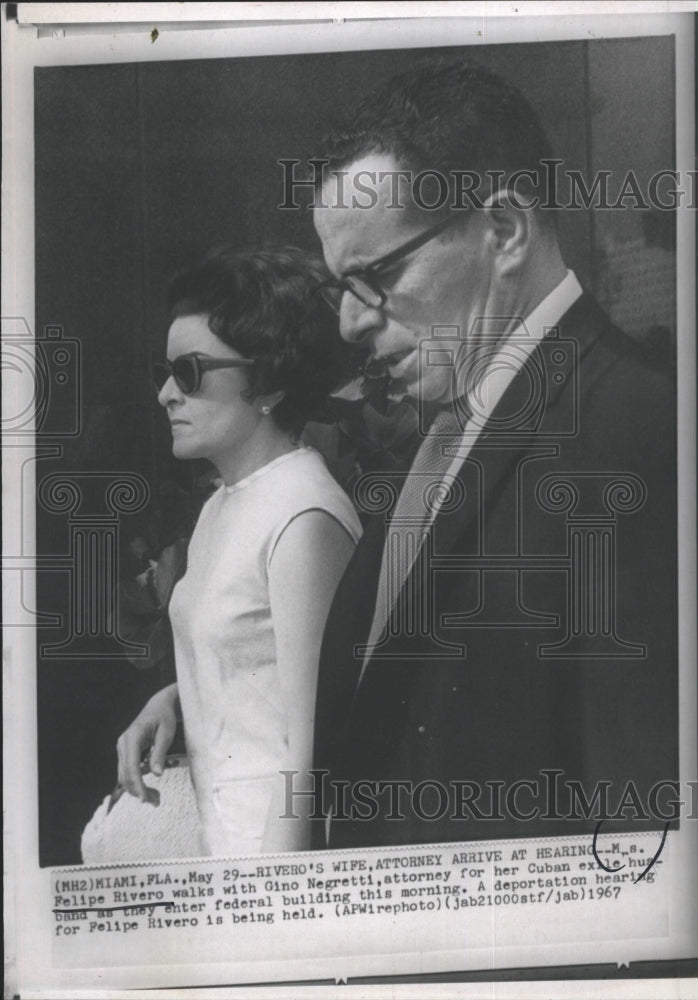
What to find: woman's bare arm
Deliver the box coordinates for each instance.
[263,510,356,852]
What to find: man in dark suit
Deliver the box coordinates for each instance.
[309,62,677,848]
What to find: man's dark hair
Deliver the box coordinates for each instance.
[168,245,349,435]
[319,59,556,223]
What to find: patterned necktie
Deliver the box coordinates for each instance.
[359,404,467,676]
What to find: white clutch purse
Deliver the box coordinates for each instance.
[81,755,202,864]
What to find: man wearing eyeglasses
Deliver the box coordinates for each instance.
[308,61,677,848]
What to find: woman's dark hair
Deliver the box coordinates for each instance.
[168,245,349,435]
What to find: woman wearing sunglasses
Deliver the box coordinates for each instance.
[110,245,361,858]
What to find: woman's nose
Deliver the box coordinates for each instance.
[339,292,382,345]
[157,375,182,408]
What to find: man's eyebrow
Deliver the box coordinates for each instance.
[331,231,407,277]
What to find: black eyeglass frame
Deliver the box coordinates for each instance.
[317,213,461,314]
[153,352,255,395]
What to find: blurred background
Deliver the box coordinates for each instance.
[34,35,676,865]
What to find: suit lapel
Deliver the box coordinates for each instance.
[356,293,608,683]
[420,294,607,561]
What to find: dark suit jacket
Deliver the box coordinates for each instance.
[312,293,677,848]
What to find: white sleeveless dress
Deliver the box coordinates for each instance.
[169,447,361,857]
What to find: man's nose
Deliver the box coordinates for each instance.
[339,292,383,345]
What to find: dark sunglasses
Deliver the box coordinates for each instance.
[153,353,255,395]
[316,214,461,314]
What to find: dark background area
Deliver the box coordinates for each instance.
[34,36,676,867]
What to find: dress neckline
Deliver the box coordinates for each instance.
[223,446,313,494]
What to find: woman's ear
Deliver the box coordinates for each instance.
[257,389,285,415]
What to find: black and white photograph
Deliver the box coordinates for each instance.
[3,3,697,996]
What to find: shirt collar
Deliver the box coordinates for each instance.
[462,269,583,433]
[518,269,583,342]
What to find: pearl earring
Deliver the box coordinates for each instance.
[260,405,271,415]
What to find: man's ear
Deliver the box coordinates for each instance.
[483,191,532,275]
